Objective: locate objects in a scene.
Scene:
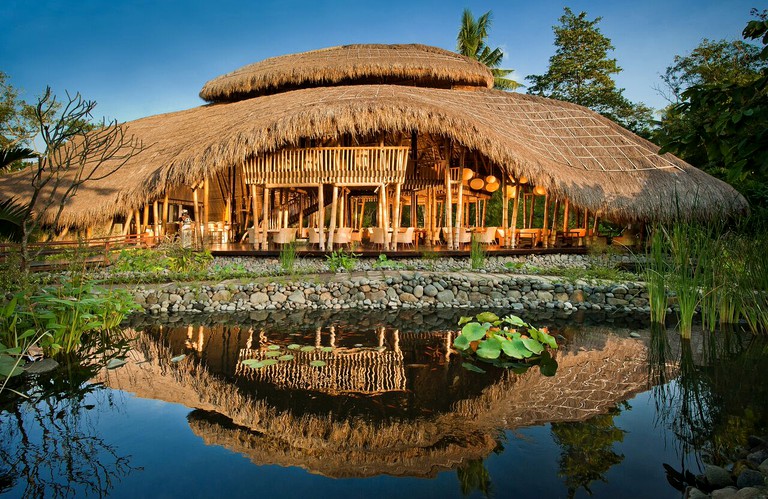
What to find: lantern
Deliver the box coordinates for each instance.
[469,178,485,190]
[518,176,529,184]
[462,168,475,181]
[486,182,499,193]
[533,185,547,196]
[485,175,498,185]
[505,185,517,198]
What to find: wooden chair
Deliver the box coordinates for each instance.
[334,227,353,247]
[371,227,390,249]
[308,228,320,248]
[396,227,415,248]
[273,228,296,247]
[516,228,540,248]
[476,226,497,244]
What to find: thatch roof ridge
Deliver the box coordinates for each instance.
[199,43,494,102]
[0,84,747,228]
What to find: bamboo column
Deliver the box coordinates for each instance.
[550,199,560,247]
[203,179,210,230]
[135,209,142,234]
[142,203,150,232]
[510,185,520,248]
[261,187,270,250]
[381,184,390,250]
[392,183,402,251]
[445,168,453,250]
[502,176,509,245]
[153,201,159,239]
[317,184,325,251]
[192,187,203,247]
[250,185,259,245]
[562,199,570,232]
[327,185,339,251]
[542,194,550,248]
[455,174,464,250]
[162,193,169,237]
[123,211,133,236]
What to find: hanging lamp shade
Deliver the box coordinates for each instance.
[533,185,547,196]
[469,178,485,190]
[505,185,516,198]
[485,175,498,185]
[518,176,529,184]
[462,168,475,181]
[485,182,499,193]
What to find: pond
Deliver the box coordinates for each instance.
[1,309,767,498]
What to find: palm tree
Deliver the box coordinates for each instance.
[457,9,521,90]
[0,146,34,241]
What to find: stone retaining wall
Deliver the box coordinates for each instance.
[132,271,649,316]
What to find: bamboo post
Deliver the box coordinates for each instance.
[327,185,339,251]
[455,173,464,250]
[122,211,133,236]
[381,184,390,250]
[542,194,550,248]
[551,199,560,247]
[502,176,509,246]
[135,209,142,234]
[481,198,487,228]
[411,191,417,228]
[203,179,210,229]
[510,185,520,248]
[317,184,325,251]
[562,198,570,232]
[445,168,453,250]
[393,183,402,251]
[142,203,150,231]
[192,187,203,247]
[162,193,169,237]
[262,187,270,250]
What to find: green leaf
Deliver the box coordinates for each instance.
[502,337,532,359]
[267,344,281,351]
[461,362,486,374]
[265,351,281,358]
[521,338,545,355]
[278,354,294,361]
[261,359,279,367]
[0,354,25,377]
[241,359,261,368]
[461,322,489,341]
[300,346,316,353]
[539,351,559,377]
[458,316,473,326]
[475,312,499,324]
[476,342,501,359]
[309,360,326,367]
[320,346,334,352]
[287,344,301,350]
[503,315,527,327]
[453,334,471,351]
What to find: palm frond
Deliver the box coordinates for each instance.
[1,147,36,169]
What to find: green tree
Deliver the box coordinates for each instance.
[657,10,768,227]
[456,9,521,90]
[526,8,654,137]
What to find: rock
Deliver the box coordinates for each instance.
[747,449,768,465]
[685,486,709,499]
[211,290,231,303]
[270,293,287,303]
[706,465,734,489]
[712,487,738,499]
[629,332,642,339]
[759,458,768,475]
[399,292,418,303]
[423,285,438,297]
[537,291,554,302]
[288,291,305,304]
[436,290,455,303]
[747,436,766,448]
[250,292,269,304]
[735,487,768,499]
[736,470,766,489]
[23,358,59,374]
[413,285,424,298]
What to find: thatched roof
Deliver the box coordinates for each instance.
[0,82,745,228]
[199,44,494,102]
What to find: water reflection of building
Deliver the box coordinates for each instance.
[97,327,651,478]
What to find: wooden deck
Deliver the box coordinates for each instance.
[208,243,588,258]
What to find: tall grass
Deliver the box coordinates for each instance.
[645,226,669,325]
[279,241,296,273]
[470,236,485,270]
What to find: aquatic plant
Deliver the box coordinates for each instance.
[279,241,297,273]
[326,248,358,272]
[645,225,669,325]
[453,311,558,375]
[470,236,486,270]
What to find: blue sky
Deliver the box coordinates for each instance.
[1,0,758,123]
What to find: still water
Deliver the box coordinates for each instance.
[1,309,766,498]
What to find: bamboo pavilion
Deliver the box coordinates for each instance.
[0,44,748,252]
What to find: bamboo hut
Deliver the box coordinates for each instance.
[0,44,747,251]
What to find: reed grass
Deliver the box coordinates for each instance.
[279,241,296,273]
[645,226,669,325]
[470,236,485,270]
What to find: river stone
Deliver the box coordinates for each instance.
[23,358,59,374]
[423,284,438,297]
[250,292,269,304]
[211,290,231,303]
[288,291,305,304]
[706,465,734,489]
[436,290,454,303]
[399,292,418,303]
[737,470,766,489]
[712,487,738,499]
[270,292,287,303]
[145,294,158,305]
[537,291,553,302]
[686,486,709,499]
[747,449,768,465]
[168,294,182,304]
[413,285,424,298]
[735,487,768,499]
[759,458,768,475]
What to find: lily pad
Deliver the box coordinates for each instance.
[460,322,489,342]
[241,359,262,368]
[106,358,127,369]
[453,334,471,351]
[278,354,294,361]
[287,344,301,350]
[320,346,334,353]
[521,337,545,355]
[267,345,281,351]
[300,346,316,353]
[502,337,532,359]
[503,315,527,327]
[309,360,326,367]
[261,359,279,367]
[476,336,502,360]
[265,351,282,358]
[476,311,500,324]
[461,362,486,374]
[539,351,559,377]
[458,316,474,326]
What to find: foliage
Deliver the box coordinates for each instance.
[456,9,521,90]
[526,7,654,137]
[420,249,440,270]
[657,10,768,228]
[372,253,404,270]
[165,245,212,273]
[453,311,558,375]
[469,235,486,269]
[111,243,212,274]
[551,406,627,497]
[326,248,358,272]
[112,248,170,273]
[279,241,297,273]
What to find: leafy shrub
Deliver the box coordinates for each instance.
[470,236,486,270]
[326,249,359,272]
[453,311,558,375]
[279,242,297,273]
[372,254,404,270]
